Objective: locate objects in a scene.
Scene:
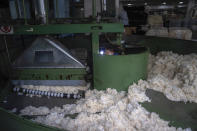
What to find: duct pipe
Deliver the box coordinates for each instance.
[37,0,47,24]
[185,0,195,27]
[92,0,97,17]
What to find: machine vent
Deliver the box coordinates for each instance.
[35,51,54,64]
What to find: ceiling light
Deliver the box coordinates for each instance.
[144,2,147,5]
[179,1,183,4]
[162,2,166,5]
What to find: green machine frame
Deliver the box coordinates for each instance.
[1,0,124,85]
[1,0,149,91]
[10,23,124,82]
[0,1,123,130]
[11,24,124,81]
[0,1,150,130]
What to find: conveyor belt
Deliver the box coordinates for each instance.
[142,89,197,130]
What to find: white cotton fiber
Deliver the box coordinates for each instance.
[146,51,197,103]
[19,51,197,131]
[20,106,50,116]
[20,88,191,131]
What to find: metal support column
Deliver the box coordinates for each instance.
[116,33,122,46]
[92,0,97,18]
[185,0,195,27]
[92,32,99,54]
[92,31,99,87]
[22,0,27,24]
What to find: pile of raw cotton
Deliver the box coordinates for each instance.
[18,51,197,131]
[20,88,191,131]
[146,51,197,103]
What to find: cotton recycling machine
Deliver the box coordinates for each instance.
[0,0,149,130]
[12,37,88,98]
[0,0,197,131]
[3,0,149,96]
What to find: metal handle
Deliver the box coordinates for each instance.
[26,28,34,32]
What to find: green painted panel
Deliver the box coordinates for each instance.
[13,23,124,35]
[12,68,86,80]
[94,50,149,91]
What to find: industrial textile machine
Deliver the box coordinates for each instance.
[3,0,124,98]
[0,0,148,130]
[1,0,148,97]
[0,0,197,131]
[12,37,87,98]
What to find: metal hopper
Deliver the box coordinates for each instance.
[11,37,87,98]
[13,37,85,69]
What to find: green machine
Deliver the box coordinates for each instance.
[0,0,197,130]
[0,0,149,130]
[2,0,149,94]
[7,0,125,96]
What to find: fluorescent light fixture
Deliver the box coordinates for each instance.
[128,3,133,6]
[162,2,166,5]
[179,1,183,4]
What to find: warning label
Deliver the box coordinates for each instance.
[0,26,13,34]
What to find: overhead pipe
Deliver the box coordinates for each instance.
[36,0,47,24]
[92,0,97,18]
[185,0,195,27]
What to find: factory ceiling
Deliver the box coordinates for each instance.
[120,0,190,6]
[0,0,194,9]
[0,1,9,8]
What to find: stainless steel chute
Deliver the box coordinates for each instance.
[13,37,85,69]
